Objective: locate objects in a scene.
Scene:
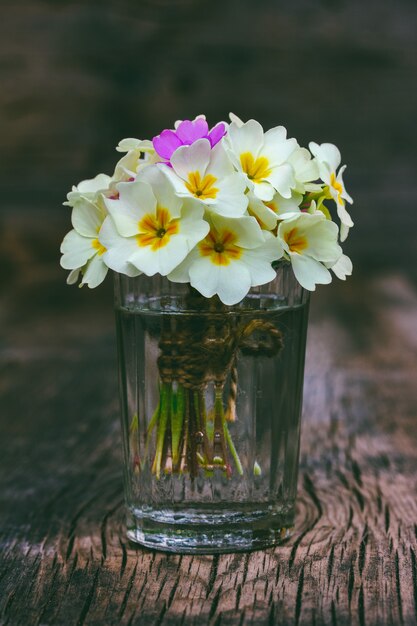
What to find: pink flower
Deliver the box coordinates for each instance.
[153,115,226,162]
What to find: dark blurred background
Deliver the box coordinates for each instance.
[1,0,416,310]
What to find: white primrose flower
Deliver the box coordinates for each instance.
[247,190,303,230]
[64,173,112,208]
[113,138,159,183]
[288,146,321,194]
[309,142,353,241]
[103,167,209,276]
[169,214,284,306]
[160,138,248,218]
[278,212,342,291]
[60,198,109,288]
[326,253,353,280]
[116,138,155,153]
[224,119,297,201]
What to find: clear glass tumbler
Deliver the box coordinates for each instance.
[114,262,309,553]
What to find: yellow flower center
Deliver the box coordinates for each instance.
[136,207,179,251]
[91,238,106,255]
[199,228,242,266]
[283,227,308,254]
[185,171,219,200]
[240,152,272,183]
[330,172,344,203]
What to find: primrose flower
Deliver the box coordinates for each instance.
[289,146,321,194]
[169,214,283,305]
[326,253,353,281]
[61,114,355,295]
[64,173,112,208]
[153,114,226,163]
[224,119,297,201]
[103,167,209,276]
[278,212,342,291]
[309,142,353,241]
[161,139,248,218]
[60,198,109,288]
[113,138,158,182]
[248,190,304,229]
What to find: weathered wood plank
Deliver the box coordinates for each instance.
[1,269,417,625]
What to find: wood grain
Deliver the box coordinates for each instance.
[1,213,417,625]
[1,0,417,619]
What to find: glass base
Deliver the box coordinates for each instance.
[126,505,294,554]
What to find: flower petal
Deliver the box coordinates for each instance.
[289,146,320,189]
[215,262,252,305]
[105,181,157,236]
[188,257,221,298]
[177,199,210,243]
[247,193,279,230]
[66,268,81,285]
[189,257,251,305]
[336,201,354,232]
[129,234,194,276]
[339,222,351,242]
[210,214,264,249]
[262,127,297,167]
[228,112,244,127]
[269,190,303,218]
[309,142,341,171]
[337,165,354,204]
[205,141,235,178]
[227,119,264,159]
[168,248,199,283]
[252,181,275,201]
[99,217,142,276]
[81,253,109,288]
[158,164,190,197]
[116,138,154,153]
[153,130,183,160]
[65,174,111,206]
[208,122,227,147]
[209,173,248,217]
[290,253,332,290]
[136,165,182,217]
[327,253,353,280]
[60,230,95,269]
[175,118,209,144]
[267,163,295,198]
[170,138,212,180]
[243,239,283,286]
[71,199,105,237]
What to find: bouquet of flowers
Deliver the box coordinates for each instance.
[61,114,354,479]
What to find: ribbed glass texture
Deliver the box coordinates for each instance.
[114,262,310,553]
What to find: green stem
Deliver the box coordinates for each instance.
[213,386,229,475]
[214,386,243,477]
[152,383,170,478]
[129,413,141,473]
[224,423,243,476]
[171,385,184,468]
[196,389,212,465]
[143,398,161,465]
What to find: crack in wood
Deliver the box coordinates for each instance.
[76,568,100,626]
[294,567,304,626]
[358,524,368,576]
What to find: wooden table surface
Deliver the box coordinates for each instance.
[1,216,417,626]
